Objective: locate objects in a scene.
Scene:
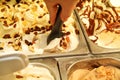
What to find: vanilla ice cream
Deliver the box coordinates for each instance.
[69,66,120,80]
[0,0,80,54]
[14,64,54,80]
[109,0,120,7]
[77,0,120,48]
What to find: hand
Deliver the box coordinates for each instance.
[44,0,79,25]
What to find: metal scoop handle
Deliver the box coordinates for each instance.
[47,5,63,44]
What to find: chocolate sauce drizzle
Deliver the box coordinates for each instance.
[78,0,120,36]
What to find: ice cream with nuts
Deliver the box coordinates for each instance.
[0,0,80,54]
[77,0,120,48]
[69,66,120,80]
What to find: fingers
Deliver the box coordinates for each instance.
[60,4,75,22]
[48,6,58,25]
[44,0,80,24]
[60,0,79,22]
[44,0,58,25]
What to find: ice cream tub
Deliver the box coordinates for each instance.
[75,0,120,54]
[57,56,120,80]
[67,57,120,80]
[0,0,89,58]
[13,58,60,80]
[57,55,91,80]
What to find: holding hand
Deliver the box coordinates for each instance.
[44,0,79,25]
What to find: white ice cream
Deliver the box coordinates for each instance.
[14,64,54,80]
[0,0,80,55]
[109,0,120,7]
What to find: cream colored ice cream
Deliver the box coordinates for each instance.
[69,66,120,80]
[0,0,80,54]
[109,0,120,7]
[14,64,54,80]
[68,69,89,80]
[77,0,120,48]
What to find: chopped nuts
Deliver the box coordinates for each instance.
[3,34,11,39]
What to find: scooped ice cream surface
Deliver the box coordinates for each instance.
[14,64,54,80]
[69,66,120,80]
[0,0,80,54]
[109,0,120,7]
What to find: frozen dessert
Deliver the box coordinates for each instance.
[68,69,89,80]
[0,0,80,54]
[109,0,120,7]
[14,64,54,80]
[77,0,120,48]
[69,66,120,80]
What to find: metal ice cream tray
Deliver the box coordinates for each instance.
[57,55,120,80]
[74,10,120,54]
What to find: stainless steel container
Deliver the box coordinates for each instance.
[0,1,89,58]
[57,55,120,80]
[74,10,120,54]
[29,58,60,80]
[57,55,91,80]
[28,11,90,59]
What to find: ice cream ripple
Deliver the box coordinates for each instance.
[77,0,120,48]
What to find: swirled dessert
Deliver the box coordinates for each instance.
[77,0,120,48]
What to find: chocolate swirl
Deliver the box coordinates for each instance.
[77,0,120,48]
[78,0,120,36]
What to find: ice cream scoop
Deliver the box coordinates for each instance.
[47,5,63,44]
[0,53,29,80]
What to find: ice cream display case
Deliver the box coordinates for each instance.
[0,0,89,58]
[1,0,120,80]
[75,0,120,54]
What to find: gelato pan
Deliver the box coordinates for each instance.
[68,57,120,80]
[57,56,90,80]
[0,0,89,56]
[69,66,120,80]
[76,0,120,49]
[13,58,60,80]
[0,56,59,80]
[57,56,120,80]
